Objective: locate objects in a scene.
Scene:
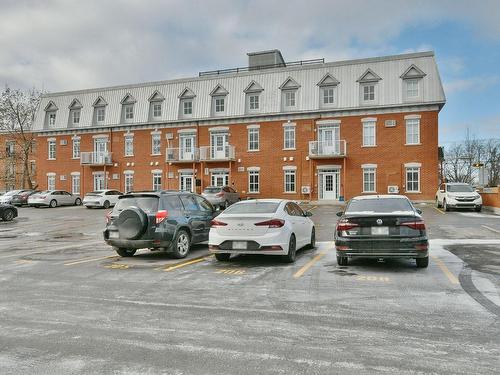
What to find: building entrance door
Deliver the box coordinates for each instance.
[321,172,339,200]
[180,174,193,192]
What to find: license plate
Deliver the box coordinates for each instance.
[371,227,389,235]
[233,241,246,250]
[109,231,119,239]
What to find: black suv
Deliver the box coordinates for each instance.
[103,191,217,258]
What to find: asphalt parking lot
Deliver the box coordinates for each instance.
[1,203,499,374]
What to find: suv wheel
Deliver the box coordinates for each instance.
[416,257,429,268]
[171,230,190,259]
[475,205,482,212]
[115,247,137,257]
[215,253,231,262]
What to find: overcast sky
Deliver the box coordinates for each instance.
[1,0,499,144]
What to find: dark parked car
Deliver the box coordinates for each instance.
[11,190,40,206]
[103,191,217,258]
[334,195,428,268]
[0,204,18,221]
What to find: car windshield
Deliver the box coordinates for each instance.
[204,187,222,193]
[86,191,103,196]
[4,190,20,196]
[346,198,414,214]
[447,185,474,192]
[39,190,52,194]
[223,201,280,214]
[113,196,159,213]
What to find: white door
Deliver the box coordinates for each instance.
[94,138,108,163]
[180,174,193,192]
[180,136,194,161]
[319,127,339,155]
[211,133,227,159]
[94,173,105,191]
[322,173,338,200]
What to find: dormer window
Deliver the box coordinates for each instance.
[279,77,300,111]
[92,96,107,125]
[317,73,339,108]
[148,90,165,121]
[357,68,382,106]
[244,81,264,113]
[400,64,426,102]
[43,101,58,129]
[178,87,196,119]
[120,93,136,123]
[210,84,229,117]
[68,99,83,127]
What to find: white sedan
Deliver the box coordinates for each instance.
[28,190,82,208]
[209,199,315,263]
[83,189,123,209]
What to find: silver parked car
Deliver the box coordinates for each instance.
[83,189,123,209]
[201,186,240,209]
[0,190,31,205]
[28,190,82,208]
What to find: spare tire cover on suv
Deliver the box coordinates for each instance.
[115,207,148,240]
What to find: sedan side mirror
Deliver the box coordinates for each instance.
[304,211,313,217]
[336,211,343,217]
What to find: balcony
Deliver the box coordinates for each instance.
[199,145,236,162]
[308,140,347,158]
[80,152,113,166]
[166,147,200,163]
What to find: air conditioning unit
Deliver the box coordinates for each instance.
[385,120,397,127]
[387,185,399,194]
[60,139,67,145]
[301,186,311,194]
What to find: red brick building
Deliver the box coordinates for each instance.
[32,50,445,201]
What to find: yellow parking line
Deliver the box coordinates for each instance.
[433,207,446,215]
[64,255,118,266]
[162,255,213,272]
[430,255,459,285]
[482,225,500,234]
[293,252,326,278]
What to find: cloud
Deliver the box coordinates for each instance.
[0,0,499,92]
[443,76,500,94]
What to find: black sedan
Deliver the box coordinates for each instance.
[0,204,18,221]
[334,195,428,268]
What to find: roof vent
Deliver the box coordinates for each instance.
[247,50,285,70]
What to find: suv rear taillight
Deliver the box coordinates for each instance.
[254,219,285,228]
[336,220,359,231]
[156,210,168,225]
[399,220,426,230]
[211,220,227,227]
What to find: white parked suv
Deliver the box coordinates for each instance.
[435,183,482,212]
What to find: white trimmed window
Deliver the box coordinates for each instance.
[183,100,193,115]
[284,170,296,193]
[248,170,259,193]
[124,135,134,156]
[362,168,376,193]
[71,174,80,195]
[72,138,80,159]
[49,113,56,127]
[283,125,295,149]
[249,95,259,110]
[406,119,420,144]
[214,97,225,113]
[152,172,162,191]
[248,128,259,151]
[124,105,134,120]
[72,110,80,125]
[48,140,56,160]
[322,87,335,105]
[362,121,376,146]
[47,174,56,190]
[406,167,420,192]
[151,133,161,155]
[406,79,419,98]
[124,173,134,193]
[284,91,296,108]
[97,107,105,123]
[363,84,375,101]
[153,103,162,118]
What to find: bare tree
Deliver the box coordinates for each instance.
[0,86,41,189]
[483,138,500,186]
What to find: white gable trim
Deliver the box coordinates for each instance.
[279,76,300,90]
[357,68,382,83]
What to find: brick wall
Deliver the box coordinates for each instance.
[35,109,439,201]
